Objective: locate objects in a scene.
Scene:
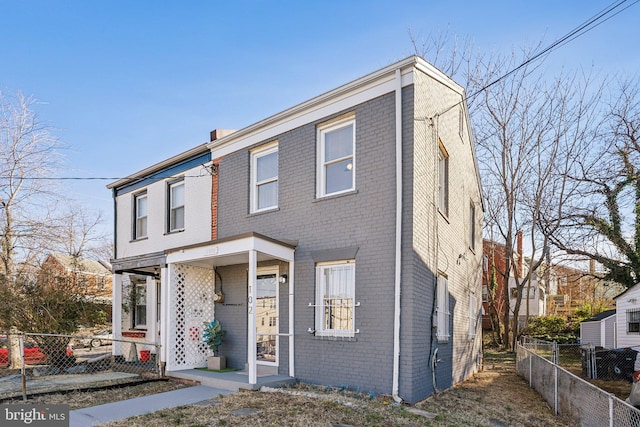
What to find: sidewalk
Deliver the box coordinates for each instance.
[70,385,233,426]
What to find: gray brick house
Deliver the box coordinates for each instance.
[107,55,483,403]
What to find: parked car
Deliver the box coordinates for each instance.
[81,329,113,348]
[0,337,72,367]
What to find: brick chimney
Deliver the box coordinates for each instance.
[209,129,235,240]
[210,129,235,142]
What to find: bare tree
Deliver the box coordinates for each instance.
[0,91,64,280]
[411,31,608,349]
[51,205,108,259]
[545,78,640,288]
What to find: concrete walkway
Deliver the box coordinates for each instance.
[70,385,233,426]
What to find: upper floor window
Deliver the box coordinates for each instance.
[317,117,355,197]
[168,179,185,232]
[438,143,449,217]
[133,191,148,239]
[315,260,356,337]
[251,143,278,212]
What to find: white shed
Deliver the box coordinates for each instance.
[614,282,640,349]
[580,309,616,349]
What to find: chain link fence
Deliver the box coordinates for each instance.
[519,337,640,426]
[0,331,160,400]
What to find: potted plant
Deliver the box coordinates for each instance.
[203,319,226,370]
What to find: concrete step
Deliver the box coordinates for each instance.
[167,369,295,391]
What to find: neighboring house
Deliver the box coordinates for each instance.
[107,56,484,403]
[580,309,616,349]
[40,253,113,303]
[614,283,640,349]
[546,262,621,317]
[482,233,524,329]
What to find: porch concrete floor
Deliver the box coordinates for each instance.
[167,369,295,391]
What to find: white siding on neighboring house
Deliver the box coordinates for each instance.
[604,315,617,349]
[580,312,616,349]
[114,163,212,259]
[509,277,546,318]
[615,283,640,349]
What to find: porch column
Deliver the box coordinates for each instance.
[160,267,169,364]
[147,276,157,351]
[288,261,295,378]
[248,250,257,385]
[112,273,123,356]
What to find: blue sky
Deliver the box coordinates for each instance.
[1,1,638,239]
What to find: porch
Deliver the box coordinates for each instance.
[168,368,296,391]
[162,232,297,387]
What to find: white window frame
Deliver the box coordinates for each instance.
[168,179,185,232]
[317,117,356,198]
[438,143,449,217]
[250,143,279,213]
[436,274,450,342]
[133,191,148,240]
[134,283,147,328]
[628,309,640,334]
[315,260,356,337]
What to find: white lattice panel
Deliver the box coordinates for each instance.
[168,264,215,370]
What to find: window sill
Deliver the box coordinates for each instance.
[130,237,148,243]
[247,207,280,217]
[314,189,358,203]
[122,331,146,338]
[312,335,358,342]
[164,229,185,236]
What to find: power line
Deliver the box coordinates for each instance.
[466,0,635,101]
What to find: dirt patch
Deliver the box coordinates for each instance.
[417,351,575,426]
[3,379,187,410]
[103,351,576,427]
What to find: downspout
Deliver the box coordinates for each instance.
[392,68,403,404]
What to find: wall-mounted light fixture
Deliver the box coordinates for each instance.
[279,274,288,284]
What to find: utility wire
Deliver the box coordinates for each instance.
[0,2,636,182]
[466,0,633,101]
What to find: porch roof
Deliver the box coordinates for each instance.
[164,232,297,267]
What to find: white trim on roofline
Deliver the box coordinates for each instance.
[209,56,463,159]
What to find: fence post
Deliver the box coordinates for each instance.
[609,393,614,427]
[19,335,26,401]
[554,364,558,415]
[529,347,533,387]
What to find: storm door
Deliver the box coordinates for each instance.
[255,268,278,365]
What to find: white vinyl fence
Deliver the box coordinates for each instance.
[517,340,640,427]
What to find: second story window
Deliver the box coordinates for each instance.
[318,117,355,198]
[168,179,185,232]
[251,143,278,213]
[133,191,148,240]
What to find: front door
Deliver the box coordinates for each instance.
[256,268,278,365]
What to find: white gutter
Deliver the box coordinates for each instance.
[392,68,403,403]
